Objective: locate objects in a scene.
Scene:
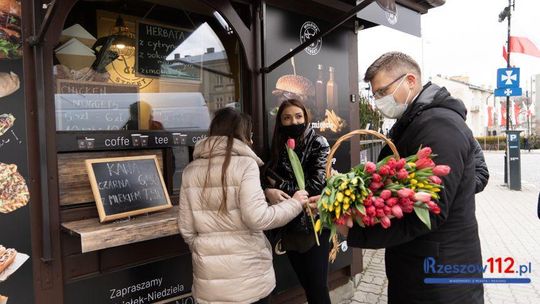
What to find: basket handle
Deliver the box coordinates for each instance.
[325,130,400,177]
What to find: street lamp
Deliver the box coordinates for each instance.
[498,0,515,184]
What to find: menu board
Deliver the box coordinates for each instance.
[0,3,35,298]
[136,21,200,80]
[86,155,172,222]
[55,80,138,131]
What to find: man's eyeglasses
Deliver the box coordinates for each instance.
[372,73,407,99]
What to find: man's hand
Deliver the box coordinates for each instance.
[264,188,291,205]
[307,195,320,214]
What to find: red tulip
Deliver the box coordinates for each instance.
[428,175,442,184]
[428,201,441,214]
[415,158,435,169]
[376,208,386,218]
[369,182,383,191]
[387,158,397,169]
[365,162,376,174]
[371,173,382,183]
[383,206,392,215]
[381,216,391,228]
[366,206,376,217]
[414,192,432,203]
[402,204,414,213]
[433,165,451,176]
[363,197,373,206]
[416,147,432,159]
[335,216,346,226]
[391,205,404,218]
[287,138,295,150]
[379,165,391,176]
[395,158,406,170]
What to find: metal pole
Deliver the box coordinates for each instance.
[504,0,512,184]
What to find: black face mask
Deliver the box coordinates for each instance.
[280,123,306,138]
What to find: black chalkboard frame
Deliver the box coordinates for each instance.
[85,155,172,222]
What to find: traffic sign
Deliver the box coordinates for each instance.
[497,68,520,89]
[494,87,522,97]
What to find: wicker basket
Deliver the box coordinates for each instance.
[325,129,400,262]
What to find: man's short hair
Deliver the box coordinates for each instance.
[364,52,421,82]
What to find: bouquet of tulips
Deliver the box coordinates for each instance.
[314,146,451,240]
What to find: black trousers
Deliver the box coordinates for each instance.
[286,230,331,304]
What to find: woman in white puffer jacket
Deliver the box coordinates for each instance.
[178,108,310,304]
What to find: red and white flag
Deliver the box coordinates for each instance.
[503,36,540,63]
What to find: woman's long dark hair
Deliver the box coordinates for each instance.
[203,107,252,213]
[268,99,310,170]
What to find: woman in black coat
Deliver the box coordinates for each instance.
[263,99,331,304]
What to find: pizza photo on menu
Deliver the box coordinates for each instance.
[0,113,15,136]
[0,162,30,213]
[0,71,19,98]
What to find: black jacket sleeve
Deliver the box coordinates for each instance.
[347,112,470,249]
[472,139,489,193]
[278,136,330,196]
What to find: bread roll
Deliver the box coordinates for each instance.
[0,72,20,98]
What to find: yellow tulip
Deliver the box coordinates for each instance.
[410,179,418,185]
[407,162,416,168]
[409,173,415,178]
[336,205,341,218]
[351,194,356,201]
[344,189,351,196]
[417,183,425,188]
[423,184,433,189]
[322,202,328,210]
[433,188,441,192]
[325,189,331,196]
[336,192,344,202]
[343,203,350,210]
[329,204,334,211]
[315,219,322,232]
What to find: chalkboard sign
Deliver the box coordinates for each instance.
[136,21,200,80]
[85,155,172,222]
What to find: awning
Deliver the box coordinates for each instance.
[356,1,422,37]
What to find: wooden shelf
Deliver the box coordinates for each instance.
[61,206,180,253]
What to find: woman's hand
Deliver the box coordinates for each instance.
[292,190,309,207]
[307,195,320,214]
[264,188,291,205]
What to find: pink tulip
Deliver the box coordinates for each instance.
[363,197,373,206]
[402,204,414,213]
[380,190,392,200]
[399,197,413,207]
[365,162,376,174]
[383,206,392,215]
[391,205,404,218]
[433,165,451,176]
[414,192,432,203]
[428,175,442,184]
[381,216,391,228]
[397,169,409,180]
[416,147,432,159]
[287,138,295,149]
[398,188,415,198]
[371,173,382,183]
[369,182,383,191]
[376,208,386,218]
[386,197,399,207]
[415,158,435,169]
[374,198,385,208]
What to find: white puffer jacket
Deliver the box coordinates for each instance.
[178,136,303,304]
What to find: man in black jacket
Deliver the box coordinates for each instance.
[341,52,484,303]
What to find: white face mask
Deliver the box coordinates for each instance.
[374,76,412,119]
